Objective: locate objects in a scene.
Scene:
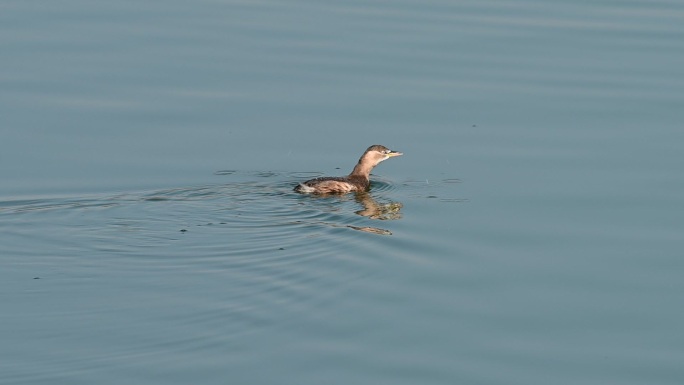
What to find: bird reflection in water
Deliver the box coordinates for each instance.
[347,192,402,235]
[353,192,402,220]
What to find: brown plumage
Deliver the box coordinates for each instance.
[294,145,402,194]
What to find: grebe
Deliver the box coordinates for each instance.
[294,145,402,194]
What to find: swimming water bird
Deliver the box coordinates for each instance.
[294,145,403,194]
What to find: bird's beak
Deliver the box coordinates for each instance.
[388,151,403,157]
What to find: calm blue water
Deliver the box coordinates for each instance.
[2,1,683,384]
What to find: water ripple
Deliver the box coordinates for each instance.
[0,171,406,342]
[400,177,468,203]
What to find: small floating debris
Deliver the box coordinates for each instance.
[180,229,187,233]
[143,196,169,202]
[33,277,40,280]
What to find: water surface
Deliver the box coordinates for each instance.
[2,0,683,384]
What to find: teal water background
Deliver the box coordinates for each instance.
[2,1,683,384]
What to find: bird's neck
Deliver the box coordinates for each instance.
[349,160,374,179]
